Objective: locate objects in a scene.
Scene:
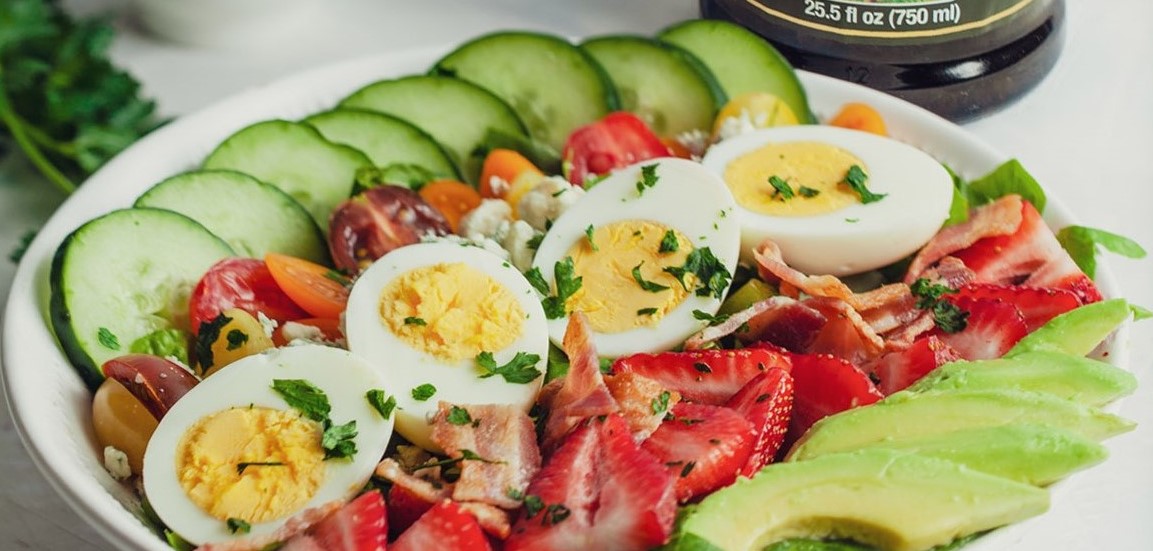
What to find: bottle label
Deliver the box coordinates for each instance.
[745,0,1034,38]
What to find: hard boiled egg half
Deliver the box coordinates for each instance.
[531,158,741,357]
[700,125,954,276]
[142,344,395,546]
[344,242,550,451]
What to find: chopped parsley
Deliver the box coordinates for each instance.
[663,247,732,299]
[842,165,887,204]
[909,278,969,333]
[637,307,659,316]
[658,230,679,253]
[225,329,248,351]
[236,462,284,475]
[411,383,437,401]
[693,362,712,373]
[476,351,543,384]
[324,269,351,286]
[585,224,598,251]
[271,379,358,460]
[523,494,545,518]
[446,405,473,426]
[365,389,397,420]
[635,163,659,196]
[97,327,120,350]
[526,232,544,251]
[527,257,583,319]
[798,185,821,198]
[680,461,697,478]
[692,309,730,326]
[226,518,251,534]
[768,175,795,201]
[651,391,672,416]
[403,316,427,326]
[544,504,571,526]
[517,493,570,526]
[632,262,670,292]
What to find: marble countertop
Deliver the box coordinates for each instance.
[2,0,1151,548]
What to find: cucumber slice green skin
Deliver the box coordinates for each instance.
[581,35,725,138]
[659,19,816,124]
[340,75,527,184]
[202,120,372,230]
[50,208,235,389]
[134,169,329,265]
[304,108,461,180]
[431,30,620,152]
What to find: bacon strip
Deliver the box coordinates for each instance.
[752,240,912,313]
[603,372,681,442]
[540,312,619,451]
[684,296,797,350]
[802,297,887,365]
[458,501,513,539]
[430,403,542,510]
[374,458,452,503]
[904,194,1023,283]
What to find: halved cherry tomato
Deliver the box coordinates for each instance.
[328,186,451,274]
[478,148,543,199]
[418,179,482,233]
[265,252,350,319]
[188,257,308,336]
[562,111,672,186]
[272,317,343,347]
[828,102,888,136]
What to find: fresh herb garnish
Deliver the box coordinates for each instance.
[411,383,437,401]
[523,495,545,518]
[365,390,396,420]
[323,269,351,286]
[658,229,679,253]
[530,257,583,319]
[768,175,795,200]
[909,278,968,333]
[544,504,571,526]
[321,420,358,459]
[526,232,544,251]
[446,405,473,426]
[271,379,357,460]
[651,391,671,416]
[798,185,821,198]
[663,247,732,299]
[692,309,730,326]
[226,518,250,534]
[225,329,248,351]
[585,224,598,251]
[403,316,427,326]
[236,461,284,475]
[97,327,120,350]
[693,362,712,373]
[635,163,659,196]
[842,165,886,204]
[637,307,659,316]
[680,461,696,478]
[632,262,670,292]
[476,351,542,384]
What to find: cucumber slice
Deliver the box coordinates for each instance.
[49,208,235,388]
[134,169,328,264]
[340,75,527,184]
[202,120,371,229]
[581,35,723,137]
[304,108,460,180]
[431,31,618,151]
[659,19,816,123]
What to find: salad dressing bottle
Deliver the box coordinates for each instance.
[699,0,1065,122]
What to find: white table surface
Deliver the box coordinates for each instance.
[2,0,1150,549]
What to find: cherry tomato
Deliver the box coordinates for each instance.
[264,252,350,319]
[188,257,308,335]
[562,111,672,186]
[328,186,451,274]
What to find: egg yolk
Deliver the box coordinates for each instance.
[566,221,694,333]
[174,407,325,523]
[724,141,864,216]
[379,262,524,362]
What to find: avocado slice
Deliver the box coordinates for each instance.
[788,389,1134,461]
[671,449,1048,551]
[1006,298,1131,358]
[908,351,1137,407]
[853,424,1107,486]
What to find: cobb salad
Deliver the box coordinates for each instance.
[35,18,1148,551]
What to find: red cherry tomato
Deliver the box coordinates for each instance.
[562,111,672,186]
[328,186,451,275]
[188,257,308,335]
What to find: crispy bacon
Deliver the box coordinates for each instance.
[430,403,542,510]
[540,312,620,451]
[753,241,856,303]
[374,458,452,503]
[458,502,513,540]
[603,372,681,442]
[904,194,1023,283]
[802,297,887,365]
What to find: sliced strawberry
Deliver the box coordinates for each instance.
[642,402,754,501]
[787,353,883,442]
[386,482,439,540]
[392,500,491,551]
[934,296,1027,360]
[953,282,1082,332]
[869,335,962,395]
[307,490,387,551]
[724,368,794,477]
[951,198,1102,303]
[611,347,792,405]
[505,414,676,551]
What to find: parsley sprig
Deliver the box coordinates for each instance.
[842,165,886,204]
[476,351,542,384]
[526,257,582,319]
[271,379,358,460]
[663,247,732,299]
[909,278,968,333]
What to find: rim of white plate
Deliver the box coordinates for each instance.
[0,43,1130,551]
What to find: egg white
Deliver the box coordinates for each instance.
[531,157,741,358]
[700,126,954,276]
[142,344,395,545]
[343,242,549,451]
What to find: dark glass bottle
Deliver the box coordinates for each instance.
[699,0,1065,122]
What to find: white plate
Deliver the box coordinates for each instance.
[0,45,1129,551]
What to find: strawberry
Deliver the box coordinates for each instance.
[933,296,1027,360]
[386,482,438,540]
[953,282,1081,332]
[611,347,792,405]
[951,198,1102,303]
[391,500,491,551]
[308,490,388,551]
[724,368,794,477]
[641,402,754,501]
[869,335,962,395]
[787,353,883,442]
[505,414,676,551]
